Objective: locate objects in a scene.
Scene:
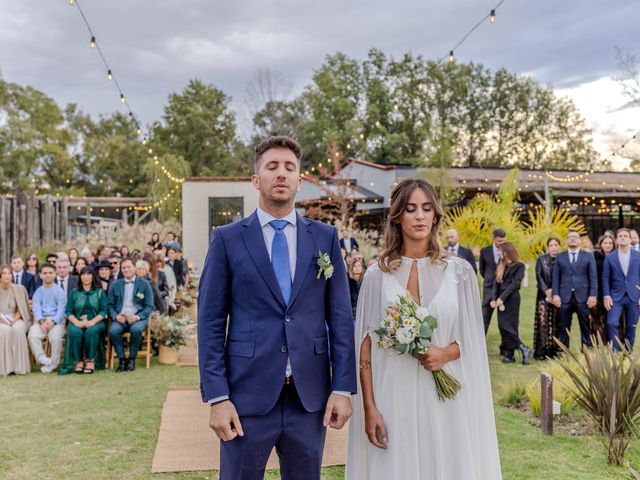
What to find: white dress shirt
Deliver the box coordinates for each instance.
[448,244,459,256]
[567,248,580,264]
[492,244,500,264]
[13,271,22,285]
[56,275,68,296]
[120,279,137,315]
[618,249,630,276]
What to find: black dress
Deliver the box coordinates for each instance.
[348,277,362,319]
[534,253,560,359]
[492,262,525,358]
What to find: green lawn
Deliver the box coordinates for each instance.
[1,266,638,479]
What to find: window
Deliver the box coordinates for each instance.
[209,197,244,231]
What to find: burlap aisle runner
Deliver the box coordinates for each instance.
[151,388,348,473]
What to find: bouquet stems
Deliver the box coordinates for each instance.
[432,370,462,401]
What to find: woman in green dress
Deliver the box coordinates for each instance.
[63,267,108,374]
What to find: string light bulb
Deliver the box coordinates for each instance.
[449,50,455,63]
[69,0,75,5]
[120,94,125,103]
[107,69,112,80]
[90,36,96,49]
[490,9,496,23]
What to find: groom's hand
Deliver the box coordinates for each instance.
[209,400,244,441]
[323,393,352,430]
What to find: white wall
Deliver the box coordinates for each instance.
[182,180,259,272]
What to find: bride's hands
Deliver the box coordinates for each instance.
[419,343,459,372]
[364,406,388,449]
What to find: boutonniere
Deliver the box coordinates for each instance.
[316,251,334,280]
[136,292,145,300]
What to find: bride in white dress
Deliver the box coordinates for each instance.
[346,178,502,479]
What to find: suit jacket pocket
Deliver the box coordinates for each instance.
[314,336,328,354]
[227,340,255,358]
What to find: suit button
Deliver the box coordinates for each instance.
[281,346,288,353]
[285,316,291,322]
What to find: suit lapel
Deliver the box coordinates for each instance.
[240,212,286,308]
[611,251,624,277]
[288,214,314,308]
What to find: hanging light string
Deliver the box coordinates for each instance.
[546,130,639,182]
[69,0,186,199]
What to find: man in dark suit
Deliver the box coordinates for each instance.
[339,229,359,253]
[552,230,597,349]
[479,228,507,333]
[108,257,154,372]
[54,256,78,299]
[10,255,37,298]
[445,229,477,274]
[602,228,640,349]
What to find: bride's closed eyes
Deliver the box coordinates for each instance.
[405,203,433,213]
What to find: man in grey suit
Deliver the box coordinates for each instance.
[445,229,477,274]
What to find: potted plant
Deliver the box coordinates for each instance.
[152,314,193,365]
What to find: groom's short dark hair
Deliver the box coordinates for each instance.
[254,136,301,172]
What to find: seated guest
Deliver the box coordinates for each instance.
[148,232,162,250]
[120,245,130,258]
[144,253,169,301]
[339,228,359,253]
[603,228,640,350]
[348,258,366,318]
[28,263,67,373]
[10,255,37,299]
[136,259,167,314]
[157,256,177,304]
[167,247,185,287]
[72,257,87,276]
[163,231,181,250]
[109,254,122,281]
[0,265,31,376]
[445,228,477,274]
[68,247,79,272]
[108,258,154,372]
[97,260,113,292]
[25,252,40,277]
[59,267,108,374]
[55,256,78,299]
[46,252,58,266]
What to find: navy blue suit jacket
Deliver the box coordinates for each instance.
[551,250,597,304]
[15,270,37,299]
[197,211,357,416]
[602,249,640,303]
[107,277,154,322]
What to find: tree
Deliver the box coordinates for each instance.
[152,79,247,177]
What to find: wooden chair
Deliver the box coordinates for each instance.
[110,317,153,369]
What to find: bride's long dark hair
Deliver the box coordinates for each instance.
[378,178,445,273]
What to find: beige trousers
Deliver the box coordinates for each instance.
[0,320,30,376]
[28,321,66,369]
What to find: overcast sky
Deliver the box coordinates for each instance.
[2,0,639,168]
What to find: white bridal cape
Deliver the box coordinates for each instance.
[346,256,502,480]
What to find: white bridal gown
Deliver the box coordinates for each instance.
[346,256,502,480]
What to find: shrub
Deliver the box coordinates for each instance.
[500,381,527,406]
[152,313,194,349]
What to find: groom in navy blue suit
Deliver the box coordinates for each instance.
[602,228,640,349]
[197,136,357,480]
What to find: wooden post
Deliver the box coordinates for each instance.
[540,372,553,435]
[60,197,68,244]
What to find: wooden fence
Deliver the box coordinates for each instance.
[0,192,67,264]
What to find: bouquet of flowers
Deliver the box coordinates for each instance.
[375,293,462,401]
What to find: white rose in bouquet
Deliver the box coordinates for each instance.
[396,326,416,344]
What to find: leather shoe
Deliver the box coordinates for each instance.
[116,358,127,372]
[519,344,534,365]
[501,355,515,364]
[126,358,136,371]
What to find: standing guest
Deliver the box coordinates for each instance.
[68,247,79,271]
[148,232,162,250]
[479,228,507,333]
[445,228,477,274]
[551,230,597,349]
[10,255,37,299]
[533,237,562,359]
[60,267,108,374]
[167,247,185,287]
[0,265,31,376]
[157,256,177,304]
[630,229,640,252]
[603,228,640,350]
[490,242,533,364]
[120,245,130,258]
[55,257,78,299]
[580,236,594,253]
[28,263,67,373]
[46,252,58,265]
[135,259,167,314]
[72,257,87,276]
[163,232,181,250]
[96,260,113,292]
[348,258,366,318]
[25,252,40,276]
[593,233,617,342]
[339,228,360,253]
[108,257,154,372]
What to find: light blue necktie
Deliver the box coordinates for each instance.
[270,220,292,305]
